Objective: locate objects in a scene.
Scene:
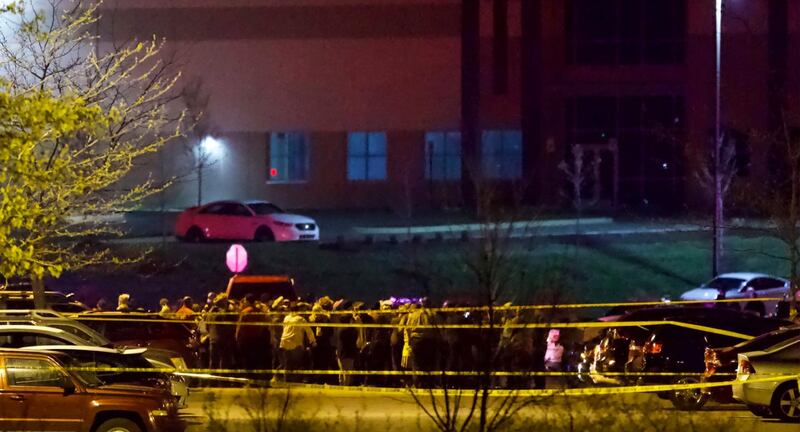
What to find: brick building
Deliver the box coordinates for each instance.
[99,0,800,211]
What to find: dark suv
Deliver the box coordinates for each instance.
[590,306,788,385]
[636,315,789,410]
[0,349,183,432]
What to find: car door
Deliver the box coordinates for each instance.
[221,203,257,240]
[193,202,228,239]
[756,277,789,298]
[752,277,789,314]
[0,356,86,432]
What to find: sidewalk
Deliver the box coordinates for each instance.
[107,216,711,245]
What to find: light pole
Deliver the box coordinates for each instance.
[712,0,723,277]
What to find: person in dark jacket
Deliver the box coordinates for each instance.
[335,311,360,386]
[207,294,236,370]
[236,294,270,379]
[309,302,336,384]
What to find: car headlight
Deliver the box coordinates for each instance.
[150,409,170,417]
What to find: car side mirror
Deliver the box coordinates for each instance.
[62,377,76,396]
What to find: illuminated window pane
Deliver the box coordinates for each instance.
[269,132,308,182]
[348,132,387,181]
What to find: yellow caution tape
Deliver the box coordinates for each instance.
[66,297,785,320]
[66,316,760,340]
[266,374,798,398]
[57,366,739,378]
[53,364,796,398]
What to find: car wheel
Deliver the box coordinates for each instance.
[254,226,275,242]
[669,376,709,411]
[770,382,800,422]
[185,226,205,243]
[95,418,143,432]
[747,404,773,418]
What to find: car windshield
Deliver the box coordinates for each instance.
[247,203,284,215]
[703,277,746,291]
[733,328,800,351]
[60,355,104,388]
[49,323,111,347]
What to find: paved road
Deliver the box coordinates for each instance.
[181,386,798,432]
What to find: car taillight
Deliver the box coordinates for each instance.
[737,359,755,375]
[644,341,662,354]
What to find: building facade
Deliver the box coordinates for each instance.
[99,0,800,211]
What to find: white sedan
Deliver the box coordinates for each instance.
[732,336,800,421]
[679,272,789,316]
[175,200,319,242]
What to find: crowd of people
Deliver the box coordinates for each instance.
[94,293,575,389]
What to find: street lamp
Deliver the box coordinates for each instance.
[712,0,723,277]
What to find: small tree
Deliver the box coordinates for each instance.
[697,131,738,275]
[559,145,599,240]
[406,164,557,432]
[744,113,800,316]
[180,78,216,206]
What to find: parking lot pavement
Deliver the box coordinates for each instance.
[181,386,798,431]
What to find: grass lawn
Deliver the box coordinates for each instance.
[51,229,791,311]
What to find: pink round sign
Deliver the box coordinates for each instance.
[226,244,248,273]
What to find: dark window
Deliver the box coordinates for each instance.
[425,132,461,180]
[567,0,685,65]
[566,96,685,209]
[22,335,72,347]
[199,203,226,215]
[248,203,284,215]
[6,358,65,387]
[269,132,308,182]
[705,277,745,291]
[220,203,252,217]
[752,278,785,291]
[481,130,522,179]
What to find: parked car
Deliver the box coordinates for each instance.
[0,289,88,312]
[73,312,200,368]
[704,326,800,406]
[225,274,299,302]
[21,345,189,407]
[175,200,319,242]
[589,306,754,384]
[733,336,800,421]
[0,322,186,372]
[0,309,111,347]
[635,312,789,411]
[679,272,789,316]
[0,348,182,431]
[0,324,110,348]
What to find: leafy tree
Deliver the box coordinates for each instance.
[0,87,104,279]
[0,0,184,304]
